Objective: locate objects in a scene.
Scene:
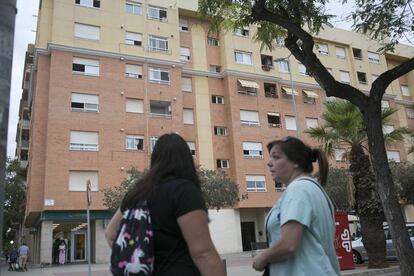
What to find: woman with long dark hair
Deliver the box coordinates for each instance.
[105,133,225,276]
[252,136,340,275]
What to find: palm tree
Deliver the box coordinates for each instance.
[306,100,410,268]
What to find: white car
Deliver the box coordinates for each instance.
[351,223,414,264]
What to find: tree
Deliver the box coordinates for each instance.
[103,167,243,212]
[307,100,409,267]
[390,161,414,205]
[2,159,26,250]
[198,1,414,274]
[325,167,351,212]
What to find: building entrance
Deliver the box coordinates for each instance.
[241,221,256,251]
[71,231,86,262]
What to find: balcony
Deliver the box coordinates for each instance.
[20,140,29,149]
[20,160,28,169]
[20,119,30,129]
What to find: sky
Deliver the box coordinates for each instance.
[6,0,356,157]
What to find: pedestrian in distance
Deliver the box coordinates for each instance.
[252,136,340,276]
[18,242,29,271]
[8,246,19,271]
[105,133,225,276]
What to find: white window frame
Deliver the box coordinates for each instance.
[243,142,263,159]
[212,95,224,104]
[74,23,100,41]
[125,64,143,79]
[267,112,281,128]
[148,36,169,53]
[70,131,99,151]
[383,125,394,135]
[208,65,221,73]
[126,135,144,150]
[71,93,99,112]
[183,108,194,125]
[126,98,144,113]
[246,175,266,192]
[317,43,329,55]
[69,171,98,191]
[406,108,414,119]
[180,47,191,61]
[305,118,318,129]
[187,142,196,157]
[401,85,410,96]
[149,67,170,84]
[368,52,380,64]
[386,151,400,163]
[150,100,172,119]
[217,159,230,169]
[335,46,346,59]
[214,126,228,136]
[298,64,308,76]
[240,110,260,126]
[234,27,249,37]
[75,0,100,8]
[125,31,142,46]
[150,136,159,152]
[381,100,390,110]
[334,149,346,162]
[339,70,350,84]
[207,37,219,46]
[181,77,192,92]
[126,1,142,15]
[278,60,290,73]
[234,51,252,65]
[148,5,167,21]
[285,116,297,131]
[72,57,100,76]
[179,18,189,32]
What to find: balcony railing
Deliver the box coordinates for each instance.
[20,140,29,148]
[20,160,28,169]
[20,119,30,129]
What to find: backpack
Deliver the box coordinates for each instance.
[110,201,154,276]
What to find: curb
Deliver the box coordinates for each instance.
[341,266,400,276]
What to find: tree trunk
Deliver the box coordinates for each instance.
[363,104,414,276]
[349,146,387,268]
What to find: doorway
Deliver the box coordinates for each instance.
[241,221,256,251]
[71,231,86,262]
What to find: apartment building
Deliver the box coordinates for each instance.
[16,0,414,264]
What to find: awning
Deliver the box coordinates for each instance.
[302,90,319,98]
[281,86,298,96]
[238,79,259,89]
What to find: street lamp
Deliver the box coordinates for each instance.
[274,54,300,138]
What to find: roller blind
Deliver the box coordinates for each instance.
[246,175,265,182]
[240,110,259,122]
[126,98,144,113]
[285,116,297,130]
[74,23,100,40]
[69,171,98,191]
[70,131,98,144]
[243,142,262,151]
[71,93,99,104]
[183,109,194,124]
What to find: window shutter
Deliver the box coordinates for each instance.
[243,142,262,151]
[285,116,297,130]
[183,109,194,124]
[240,110,259,122]
[126,99,144,113]
[75,23,100,40]
[70,131,98,144]
[69,171,98,191]
[306,118,318,129]
[181,77,192,92]
[126,64,142,75]
[71,93,99,104]
[386,151,400,162]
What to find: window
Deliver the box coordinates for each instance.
[387,151,400,162]
[126,98,144,113]
[264,83,277,98]
[126,1,141,14]
[368,52,380,64]
[149,36,169,53]
[353,48,362,60]
[212,95,224,104]
[278,60,290,73]
[126,135,144,150]
[150,136,158,152]
[317,43,329,55]
[335,46,346,59]
[238,79,258,96]
[246,175,266,192]
[69,171,98,191]
[334,149,346,162]
[181,77,192,92]
[303,90,318,104]
[234,27,249,37]
[214,126,228,136]
[208,65,221,73]
[180,47,190,61]
[148,5,167,21]
[207,37,219,46]
[217,159,229,169]
[281,87,298,98]
[240,110,260,126]
[243,142,263,158]
[298,64,308,76]
[125,31,142,46]
[339,70,350,84]
[234,51,252,65]
[125,64,143,78]
[74,23,100,41]
[383,125,394,135]
[357,72,367,84]
[183,108,194,124]
[381,100,390,110]
[75,0,100,8]
[72,57,99,76]
[179,18,188,32]
[71,93,99,112]
[149,67,170,84]
[267,112,281,128]
[406,108,414,119]
[401,85,410,96]
[150,100,171,118]
[306,118,318,129]
[261,55,273,70]
[70,131,98,151]
[187,142,196,157]
[285,116,297,131]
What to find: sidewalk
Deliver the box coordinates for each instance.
[0,253,400,276]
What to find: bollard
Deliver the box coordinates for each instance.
[222,259,227,276]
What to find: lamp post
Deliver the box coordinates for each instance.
[274,55,300,138]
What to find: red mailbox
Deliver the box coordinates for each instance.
[334,211,355,270]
